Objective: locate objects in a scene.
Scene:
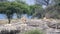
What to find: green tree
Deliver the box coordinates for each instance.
[35,0,60,6]
[45,3,60,19]
[0,2,30,23]
[54,0,60,4]
[29,5,43,18]
[0,2,14,23]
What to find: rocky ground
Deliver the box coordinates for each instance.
[0,19,60,34]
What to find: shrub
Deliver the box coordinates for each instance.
[24,29,43,34]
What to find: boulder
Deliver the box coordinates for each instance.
[0,24,20,34]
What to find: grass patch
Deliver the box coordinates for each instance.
[24,29,44,34]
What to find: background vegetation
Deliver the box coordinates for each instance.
[24,29,43,34]
[0,0,60,23]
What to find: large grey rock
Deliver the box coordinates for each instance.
[0,30,20,34]
[0,24,20,34]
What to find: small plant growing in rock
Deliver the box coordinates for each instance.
[24,29,44,34]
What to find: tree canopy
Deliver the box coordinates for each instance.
[0,1,30,23]
[0,0,60,23]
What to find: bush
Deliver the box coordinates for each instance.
[24,29,43,34]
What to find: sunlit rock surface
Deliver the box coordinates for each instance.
[0,19,60,34]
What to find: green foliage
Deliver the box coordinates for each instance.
[0,1,30,23]
[29,5,43,18]
[34,0,60,19]
[24,29,43,34]
[45,3,60,19]
[0,0,60,22]
[54,0,60,4]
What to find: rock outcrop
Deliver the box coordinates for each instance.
[0,19,60,34]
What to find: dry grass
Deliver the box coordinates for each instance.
[0,18,60,25]
[0,19,8,24]
[0,19,19,24]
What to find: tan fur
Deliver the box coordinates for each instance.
[43,17,52,21]
[20,17,27,23]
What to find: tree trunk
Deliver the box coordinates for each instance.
[8,19,11,24]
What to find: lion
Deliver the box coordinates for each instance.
[43,17,53,21]
[20,16,27,24]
